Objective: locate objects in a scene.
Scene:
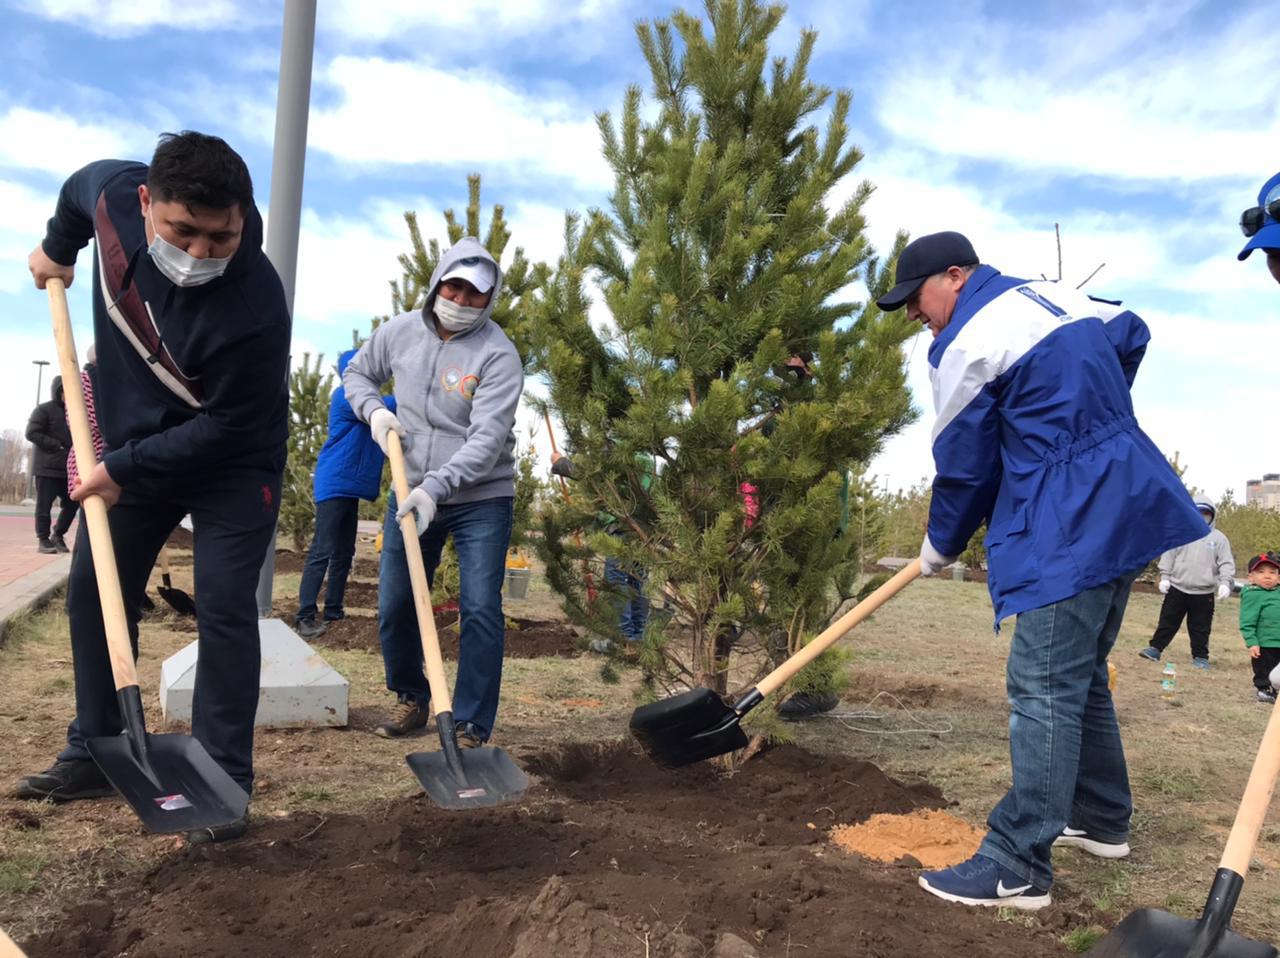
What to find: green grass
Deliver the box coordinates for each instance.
[1061,926,1107,953]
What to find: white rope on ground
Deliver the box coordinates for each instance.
[823,690,954,737]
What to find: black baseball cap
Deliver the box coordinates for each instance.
[1248,553,1280,573]
[877,231,980,311]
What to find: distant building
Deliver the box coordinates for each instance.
[1246,474,1280,510]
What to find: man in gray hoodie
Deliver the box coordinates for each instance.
[1139,497,1234,668]
[344,238,522,746]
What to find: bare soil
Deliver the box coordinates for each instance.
[20,743,1083,958]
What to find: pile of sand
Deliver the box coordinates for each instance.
[830,809,984,868]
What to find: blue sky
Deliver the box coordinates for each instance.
[0,0,1276,500]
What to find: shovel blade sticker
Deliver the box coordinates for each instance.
[155,794,193,811]
[456,788,488,799]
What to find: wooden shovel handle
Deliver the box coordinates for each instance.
[158,546,171,577]
[47,279,137,692]
[756,559,921,699]
[0,925,28,958]
[1220,688,1280,875]
[385,431,451,717]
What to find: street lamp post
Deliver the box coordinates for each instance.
[27,360,50,502]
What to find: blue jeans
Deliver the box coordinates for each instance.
[980,569,1139,889]
[604,554,648,642]
[379,494,512,740]
[296,496,359,623]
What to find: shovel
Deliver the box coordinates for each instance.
[385,431,529,809]
[631,559,921,767]
[156,547,196,617]
[1084,688,1280,958]
[1,925,29,958]
[47,279,248,834]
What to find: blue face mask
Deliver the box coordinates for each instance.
[147,211,231,287]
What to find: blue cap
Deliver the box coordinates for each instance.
[1238,171,1280,260]
[877,231,979,311]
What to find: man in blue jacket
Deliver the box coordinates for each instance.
[877,231,1205,911]
[294,349,393,639]
[17,132,290,845]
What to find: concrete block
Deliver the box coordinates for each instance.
[160,618,349,728]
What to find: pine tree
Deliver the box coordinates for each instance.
[282,353,334,552]
[527,0,919,699]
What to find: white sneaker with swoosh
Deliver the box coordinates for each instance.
[918,853,1051,911]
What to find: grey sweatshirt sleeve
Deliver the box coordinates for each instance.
[342,326,394,423]
[1157,549,1174,579]
[420,346,523,504]
[1216,534,1236,586]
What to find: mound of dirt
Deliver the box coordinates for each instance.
[304,614,581,660]
[830,809,985,868]
[22,743,1084,957]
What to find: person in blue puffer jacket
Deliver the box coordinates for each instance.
[875,231,1206,913]
[294,349,395,638]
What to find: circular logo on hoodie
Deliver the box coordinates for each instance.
[440,366,479,401]
[459,374,479,400]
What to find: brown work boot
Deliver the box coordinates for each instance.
[455,723,485,749]
[374,699,431,738]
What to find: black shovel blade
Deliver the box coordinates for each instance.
[405,746,529,809]
[630,687,749,768]
[1084,908,1276,958]
[87,732,249,834]
[158,576,197,617]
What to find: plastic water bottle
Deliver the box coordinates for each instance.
[1161,662,1177,700]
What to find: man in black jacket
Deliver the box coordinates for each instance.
[25,376,75,553]
[16,131,291,844]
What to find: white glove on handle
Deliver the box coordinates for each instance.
[1218,582,1231,601]
[1158,578,1171,595]
[369,407,407,457]
[396,487,437,537]
[919,536,958,577]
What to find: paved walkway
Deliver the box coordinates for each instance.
[0,504,76,644]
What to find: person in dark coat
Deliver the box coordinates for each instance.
[25,375,74,553]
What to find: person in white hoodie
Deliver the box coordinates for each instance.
[344,238,522,747]
[1139,497,1235,669]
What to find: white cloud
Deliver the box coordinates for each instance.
[18,0,262,36]
[320,0,622,43]
[876,3,1279,184]
[305,56,612,189]
[0,107,153,174]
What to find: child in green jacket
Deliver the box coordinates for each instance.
[1240,552,1280,703]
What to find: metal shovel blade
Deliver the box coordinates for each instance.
[405,746,529,809]
[158,575,197,617]
[86,732,249,834]
[1084,908,1276,958]
[629,687,749,768]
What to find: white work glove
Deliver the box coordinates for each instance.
[1158,578,1171,595]
[396,487,437,537]
[919,536,958,577]
[1218,582,1231,601]
[369,407,407,456]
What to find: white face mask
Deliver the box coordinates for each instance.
[147,211,232,287]
[434,295,486,332]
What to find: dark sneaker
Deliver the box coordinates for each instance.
[36,538,57,555]
[1192,658,1210,670]
[186,813,249,845]
[1138,646,1161,662]
[51,533,70,553]
[1053,826,1130,859]
[15,759,114,802]
[1257,688,1277,704]
[295,618,326,639]
[375,700,431,738]
[778,690,840,721]
[919,854,1051,911]
[455,724,485,749]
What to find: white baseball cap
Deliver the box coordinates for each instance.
[440,255,496,294]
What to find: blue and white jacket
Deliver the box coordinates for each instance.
[927,266,1206,624]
